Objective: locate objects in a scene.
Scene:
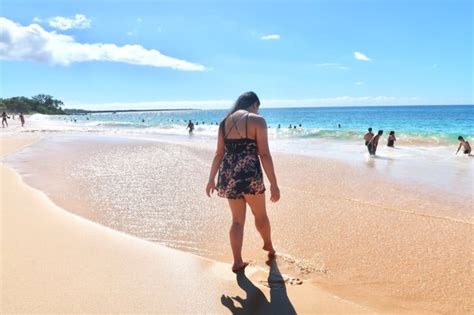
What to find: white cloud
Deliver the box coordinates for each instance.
[315,63,349,70]
[33,17,42,23]
[354,51,371,61]
[261,34,280,40]
[355,81,364,85]
[64,96,469,111]
[48,14,92,30]
[0,17,206,71]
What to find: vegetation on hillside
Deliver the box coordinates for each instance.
[0,94,66,114]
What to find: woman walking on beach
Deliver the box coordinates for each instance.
[206,91,280,273]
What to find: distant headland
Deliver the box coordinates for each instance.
[0,95,195,115]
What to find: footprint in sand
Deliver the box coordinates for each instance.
[258,276,303,287]
[288,277,303,285]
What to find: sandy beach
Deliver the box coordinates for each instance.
[1,134,378,314]
[2,0,472,312]
[1,126,472,314]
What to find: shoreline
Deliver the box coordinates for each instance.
[16,113,474,198]
[0,135,374,314]
[2,132,472,314]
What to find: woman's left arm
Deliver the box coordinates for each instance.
[206,131,225,197]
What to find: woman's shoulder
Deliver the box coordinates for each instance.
[248,113,266,128]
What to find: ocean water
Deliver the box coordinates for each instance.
[40,105,473,146]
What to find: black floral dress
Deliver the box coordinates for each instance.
[216,114,266,199]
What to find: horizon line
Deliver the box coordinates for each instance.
[64,103,474,113]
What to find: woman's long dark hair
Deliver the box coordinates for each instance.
[227,91,260,117]
[220,91,260,137]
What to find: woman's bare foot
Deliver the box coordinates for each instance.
[232,261,249,273]
[263,243,276,257]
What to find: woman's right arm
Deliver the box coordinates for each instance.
[255,117,280,202]
[206,130,225,197]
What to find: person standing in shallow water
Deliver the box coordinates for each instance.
[456,136,471,155]
[206,91,280,273]
[368,130,383,156]
[387,131,396,147]
[19,112,25,127]
[364,127,374,153]
[2,112,10,127]
[186,120,194,134]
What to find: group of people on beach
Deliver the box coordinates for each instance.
[363,127,471,156]
[2,112,25,128]
[363,128,396,156]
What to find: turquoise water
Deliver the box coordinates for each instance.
[50,105,473,145]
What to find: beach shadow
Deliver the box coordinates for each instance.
[221,258,296,315]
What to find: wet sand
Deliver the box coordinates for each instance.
[1,135,374,314]
[4,133,472,314]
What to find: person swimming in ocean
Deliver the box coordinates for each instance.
[387,131,396,147]
[2,112,10,127]
[187,120,195,134]
[456,136,472,155]
[206,91,279,273]
[367,130,383,156]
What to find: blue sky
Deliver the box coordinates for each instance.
[0,0,472,109]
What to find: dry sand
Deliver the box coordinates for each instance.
[1,135,373,314]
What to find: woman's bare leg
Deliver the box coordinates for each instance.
[244,193,275,256]
[227,198,248,271]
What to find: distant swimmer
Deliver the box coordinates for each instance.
[338,124,341,128]
[19,112,25,127]
[288,124,292,129]
[187,119,195,134]
[293,125,296,129]
[387,131,396,147]
[142,119,145,123]
[456,136,472,155]
[1,112,10,127]
[368,130,383,156]
[277,124,281,129]
[196,121,199,126]
[299,124,302,127]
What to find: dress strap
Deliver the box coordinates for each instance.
[224,113,247,139]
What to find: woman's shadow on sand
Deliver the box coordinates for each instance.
[221,258,296,315]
